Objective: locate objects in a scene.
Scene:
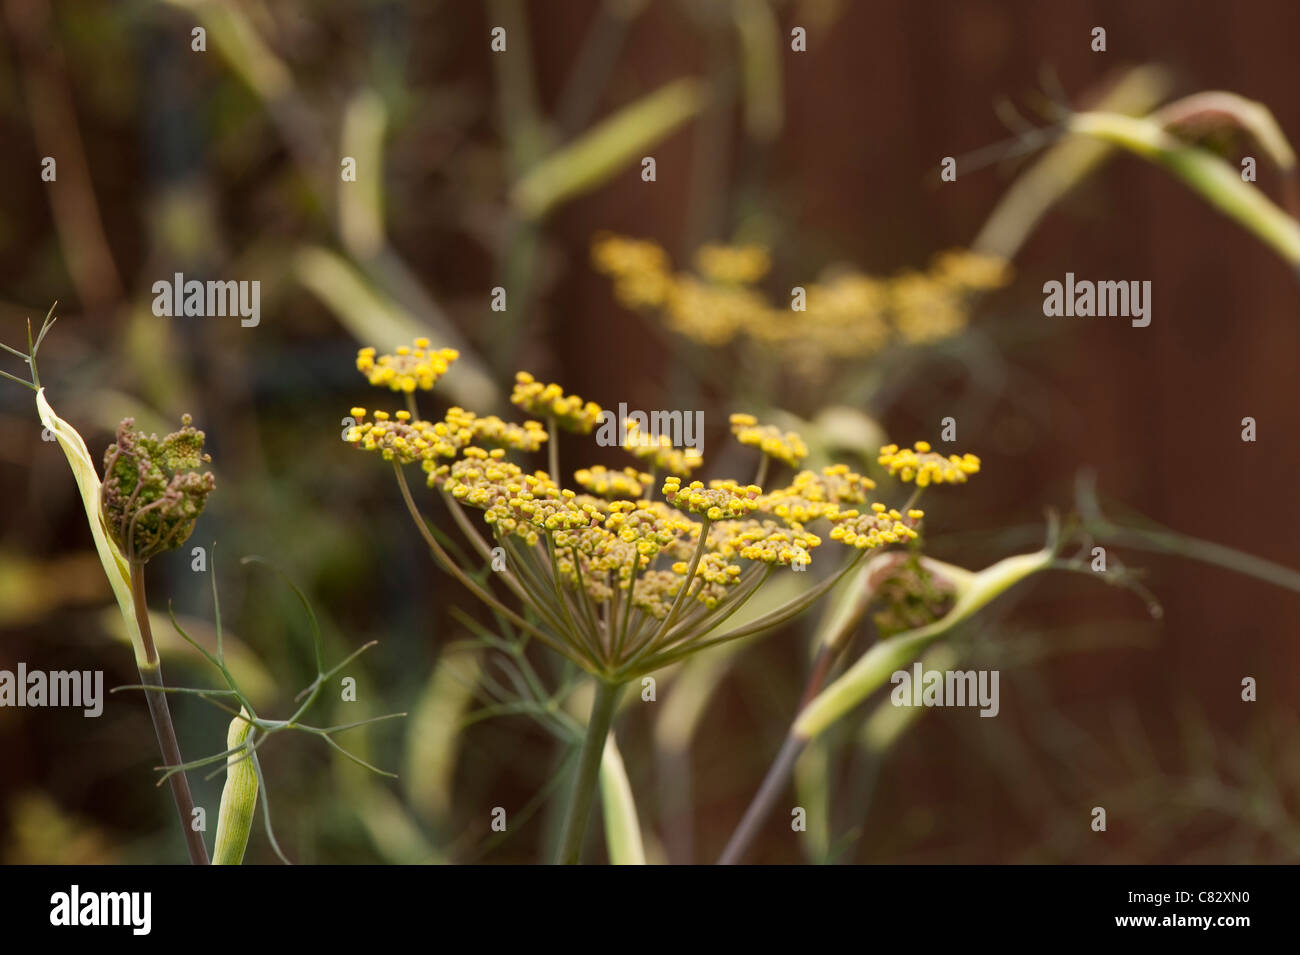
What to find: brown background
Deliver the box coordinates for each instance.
[0,0,1297,863]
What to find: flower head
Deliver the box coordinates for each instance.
[714,519,821,568]
[342,335,982,681]
[828,503,922,550]
[930,249,1013,291]
[346,406,546,473]
[664,277,770,346]
[622,419,703,475]
[662,477,762,521]
[591,233,675,308]
[511,372,603,434]
[445,406,548,453]
[436,447,523,502]
[604,500,693,558]
[101,416,215,563]
[694,243,771,285]
[890,273,967,345]
[729,413,808,468]
[878,441,980,486]
[345,409,460,467]
[574,465,654,499]
[356,338,459,393]
[670,552,745,608]
[592,235,1012,370]
[758,464,875,524]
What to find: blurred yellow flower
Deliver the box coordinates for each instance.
[729,413,808,467]
[356,337,459,393]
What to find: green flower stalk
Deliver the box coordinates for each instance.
[1065,110,1300,271]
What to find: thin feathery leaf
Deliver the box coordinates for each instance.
[303,712,408,734]
[252,752,292,865]
[0,369,36,390]
[315,732,398,778]
[242,555,324,673]
[166,602,224,673]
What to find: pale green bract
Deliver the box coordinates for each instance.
[599,733,645,865]
[35,388,147,665]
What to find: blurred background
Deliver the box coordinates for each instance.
[1,0,1299,864]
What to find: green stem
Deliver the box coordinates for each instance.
[544,533,592,661]
[557,679,625,863]
[131,562,210,865]
[652,517,711,644]
[717,734,806,865]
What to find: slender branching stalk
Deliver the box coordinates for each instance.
[130,562,210,865]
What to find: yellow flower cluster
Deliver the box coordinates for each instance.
[553,526,643,592]
[677,550,746,587]
[695,243,771,285]
[591,233,1012,366]
[931,249,1013,289]
[436,447,524,509]
[713,519,821,568]
[574,465,653,499]
[669,552,745,609]
[438,450,604,546]
[345,408,461,466]
[878,441,981,486]
[356,338,459,393]
[347,407,546,475]
[345,338,990,673]
[828,503,923,549]
[662,477,762,521]
[780,275,892,358]
[622,420,703,475]
[729,413,808,467]
[512,487,605,536]
[511,372,604,434]
[664,277,771,347]
[462,411,548,453]
[590,233,674,307]
[436,406,548,453]
[758,464,876,524]
[889,273,967,345]
[630,571,686,618]
[551,501,702,599]
[605,500,693,560]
